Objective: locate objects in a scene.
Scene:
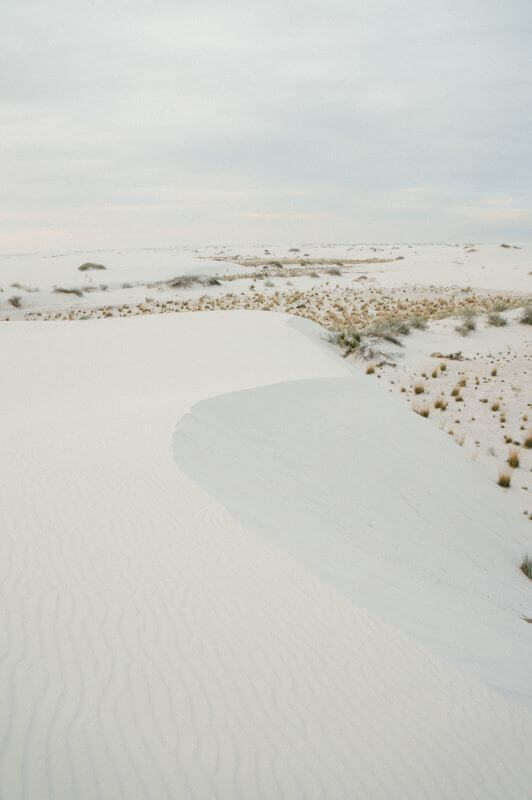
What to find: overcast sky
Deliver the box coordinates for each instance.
[2,0,532,250]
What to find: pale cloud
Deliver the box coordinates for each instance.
[1,0,532,249]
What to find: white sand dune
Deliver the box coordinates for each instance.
[1,310,531,798]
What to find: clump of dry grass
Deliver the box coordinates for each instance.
[491,401,500,412]
[8,295,22,308]
[366,364,375,374]
[520,306,532,325]
[491,367,497,376]
[523,430,532,449]
[497,468,512,488]
[457,377,467,387]
[455,309,476,336]
[521,554,532,580]
[414,404,430,418]
[413,381,425,395]
[507,446,520,468]
[434,398,448,411]
[409,315,428,330]
[487,312,507,327]
[440,362,446,372]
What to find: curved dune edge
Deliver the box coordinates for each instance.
[2,311,531,798]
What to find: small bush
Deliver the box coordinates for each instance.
[491,367,497,376]
[168,274,200,288]
[440,362,446,372]
[392,320,411,336]
[327,267,342,276]
[523,430,532,449]
[54,286,83,297]
[521,554,532,580]
[491,300,509,312]
[409,315,428,330]
[520,306,532,325]
[487,312,507,327]
[491,402,500,412]
[8,295,22,308]
[507,446,520,469]
[78,262,106,271]
[455,310,476,336]
[366,364,375,375]
[497,469,511,488]
[336,329,361,354]
[414,405,430,418]
[413,382,425,395]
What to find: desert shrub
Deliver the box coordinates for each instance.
[455,310,476,336]
[366,364,375,374]
[491,402,500,412]
[326,267,342,276]
[78,262,106,271]
[520,306,532,325]
[523,430,532,449]
[365,319,402,345]
[487,312,507,327]
[414,405,430,418]
[413,381,425,395]
[392,319,411,335]
[8,295,22,308]
[168,275,200,288]
[409,315,428,330]
[521,554,532,580]
[204,277,221,286]
[491,300,509,312]
[335,329,361,354]
[54,286,84,297]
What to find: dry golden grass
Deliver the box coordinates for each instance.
[497,468,512,488]
[523,430,532,449]
[414,404,430,418]
[507,446,520,468]
[413,381,425,395]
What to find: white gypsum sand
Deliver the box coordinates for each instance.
[1,247,532,797]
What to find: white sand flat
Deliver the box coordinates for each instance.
[1,310,531,798]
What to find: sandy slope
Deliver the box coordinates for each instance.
[1,311,532,798]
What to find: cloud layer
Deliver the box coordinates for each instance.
[2,0,532,248]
